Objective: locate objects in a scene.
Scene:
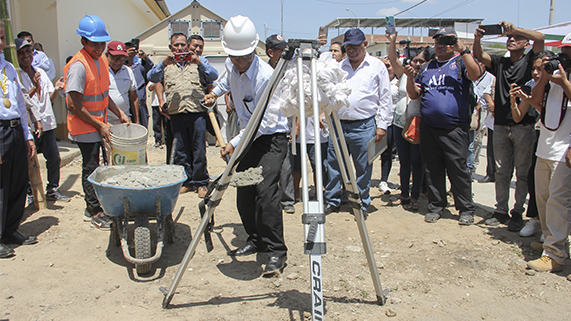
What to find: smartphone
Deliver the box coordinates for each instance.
[386,15,396,34]
[521,85,532,96]
[479,24,503,35]
[438,35,457,46]
[318,26,328,40]
[130,38,140,50]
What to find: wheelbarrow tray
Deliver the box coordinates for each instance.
[88,165,187,217]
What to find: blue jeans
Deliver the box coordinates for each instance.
[170,112,209,188]
[394,126,423,200]
[325,117,376,209]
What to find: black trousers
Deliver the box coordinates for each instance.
[236,134,288,257]
[0,123,28,239]
[77,142,102,214]
[420,122,475,215]
[526,130,540,218]
[486,128,496,178]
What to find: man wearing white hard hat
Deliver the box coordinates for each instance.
[203,15,290,276]
[64,15,130,230]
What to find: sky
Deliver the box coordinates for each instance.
[164,0,571,43]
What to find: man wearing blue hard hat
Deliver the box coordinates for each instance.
[64,15,130,230]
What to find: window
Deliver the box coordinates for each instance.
[201,20,223,39]
[169,20,191,39]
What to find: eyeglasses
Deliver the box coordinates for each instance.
[229,53,254,61]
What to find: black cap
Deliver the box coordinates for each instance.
[432,27,457,38]
[15,38,33,51]
[266,34,287,50]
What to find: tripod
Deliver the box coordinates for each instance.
[160,39,387,315]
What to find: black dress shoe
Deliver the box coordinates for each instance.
[478,175,495,183]
[2,231,38,245]
[262,255,286,276]
[0,243,15,258]
[324,204,340,215]
[229,244,257,256]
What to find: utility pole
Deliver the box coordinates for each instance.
[281,0,284,37]
[549,0,555,25]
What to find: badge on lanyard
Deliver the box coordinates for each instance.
[1,67,10,108]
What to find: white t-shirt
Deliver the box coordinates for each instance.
[108,65,136,125]
[536,76,571,162]
[20,68,57,131]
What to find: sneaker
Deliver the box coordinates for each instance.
[485,212,510,226]
[283,205,295,214]
[46,189,71,202]
[91,213,112,230]
[83,209,93,222]
[378,181,391,194]
[527,256,562,272]
[520,218,540,237]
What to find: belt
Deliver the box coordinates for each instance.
[0,118,21,127]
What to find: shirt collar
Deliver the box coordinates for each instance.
[341,53,372,71]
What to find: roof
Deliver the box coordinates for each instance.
[324,17,484,29]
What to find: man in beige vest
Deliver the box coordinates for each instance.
[148,33,218,197]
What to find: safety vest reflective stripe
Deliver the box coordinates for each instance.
[67,109,105,117]
[81,90,109,102]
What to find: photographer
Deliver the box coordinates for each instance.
[405,27,482,225]
[473,21,545,231]
[147,33,218,198]
[524,38,571,273]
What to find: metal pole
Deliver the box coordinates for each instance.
[549,0,555,26]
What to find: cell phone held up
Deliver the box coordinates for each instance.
[130,38,140,50]
[438,35,457,46]
[479,24,503,36]
[174,52,193,62]
[386,15,396,34]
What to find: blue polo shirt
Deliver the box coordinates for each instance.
[416,57,471,128]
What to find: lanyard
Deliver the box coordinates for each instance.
[541,77,569,131]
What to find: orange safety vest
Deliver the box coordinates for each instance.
[63,48,110,136]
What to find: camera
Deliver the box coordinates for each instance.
[174,52,194,62]
[544,53,571,73]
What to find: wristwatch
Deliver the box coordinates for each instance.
[460,47,472,55]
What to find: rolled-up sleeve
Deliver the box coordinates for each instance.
[147,61,166,83]
[198,56,218,84]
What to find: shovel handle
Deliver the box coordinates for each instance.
[208,111,226,147]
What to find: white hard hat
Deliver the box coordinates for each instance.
[221,15,259,56]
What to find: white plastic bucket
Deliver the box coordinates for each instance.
[109,123,148,165]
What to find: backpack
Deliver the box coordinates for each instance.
[417,56,478,120]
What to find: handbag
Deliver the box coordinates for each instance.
[402,115,421,145]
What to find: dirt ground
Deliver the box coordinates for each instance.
[2,142,571,321]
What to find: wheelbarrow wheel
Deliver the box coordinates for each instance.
[112,217,121,247]
[165,214,175,244]
[134,214,152,275]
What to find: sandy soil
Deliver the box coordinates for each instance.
[2,143,571,321]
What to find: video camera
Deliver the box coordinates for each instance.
[544,53,571,73]
[400,40,420,66]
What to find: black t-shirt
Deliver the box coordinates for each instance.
[488,50,536,126]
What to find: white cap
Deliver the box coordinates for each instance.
[558,32,571,48]
[221,15,259,56]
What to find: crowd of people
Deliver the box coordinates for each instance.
[1,15,569,279]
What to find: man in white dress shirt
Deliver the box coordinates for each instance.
[203,15,289,276]
[106,41,138,125]
[323,28,393,216]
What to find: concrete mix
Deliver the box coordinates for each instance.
[101,167,185,188]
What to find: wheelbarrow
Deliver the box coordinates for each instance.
[88,165,187,275]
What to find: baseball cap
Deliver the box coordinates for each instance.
[342,28,366,46]
[107,40,128,56]
[266,34,287,50]
[15,38,32,51]
[432,27,457,38]
[559,32,571,48]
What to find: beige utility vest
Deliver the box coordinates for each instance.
[164,63,205,114]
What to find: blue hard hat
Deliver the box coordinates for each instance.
[76,15,111,42]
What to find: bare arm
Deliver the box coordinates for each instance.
[50,77,64,103]
[128,90,139,124]
[473,27,492,69]
[455,39,483,81]
[385,31,404,79]
[404,65,421,99]
[509,83,531,123]
[484,93,495,117]
[155,80,169,119]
